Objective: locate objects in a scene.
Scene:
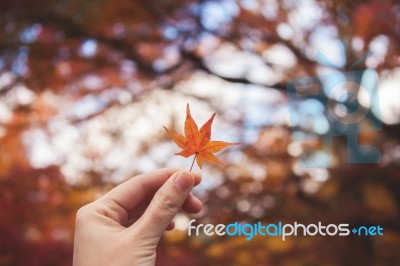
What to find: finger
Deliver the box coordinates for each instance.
[126,193,202,228]
[166,221,175,231]
[126,173,201,222]
[95,168,179,224]
[126,191,202,228]
[181,193,203,213]
[133,171,194,239]
[96,168,201,225]
[127,192,202,225]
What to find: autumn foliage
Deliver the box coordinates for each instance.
[0,0,400,265]
[164,104,238,170]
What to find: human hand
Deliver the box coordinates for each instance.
[73,168,202,266]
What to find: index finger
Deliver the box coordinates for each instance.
[97,168,201,222]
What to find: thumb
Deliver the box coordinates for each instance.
[133,171,194,239]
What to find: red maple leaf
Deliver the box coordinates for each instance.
[164,103,239,170]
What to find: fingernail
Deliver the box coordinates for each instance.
[174,172,194,192]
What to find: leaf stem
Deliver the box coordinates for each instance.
[189,154,197,172]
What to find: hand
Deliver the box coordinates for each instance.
[73,168,202,266]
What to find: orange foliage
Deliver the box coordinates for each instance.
[164,104,239,169]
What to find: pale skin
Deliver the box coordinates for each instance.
[73,168,202,266]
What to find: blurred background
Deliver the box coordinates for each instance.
[1,0,400,265]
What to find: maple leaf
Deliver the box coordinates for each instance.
[164,103,239,170]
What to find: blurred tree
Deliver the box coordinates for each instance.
[0,0,399,265]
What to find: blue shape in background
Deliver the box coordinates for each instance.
[287,68,381,168]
